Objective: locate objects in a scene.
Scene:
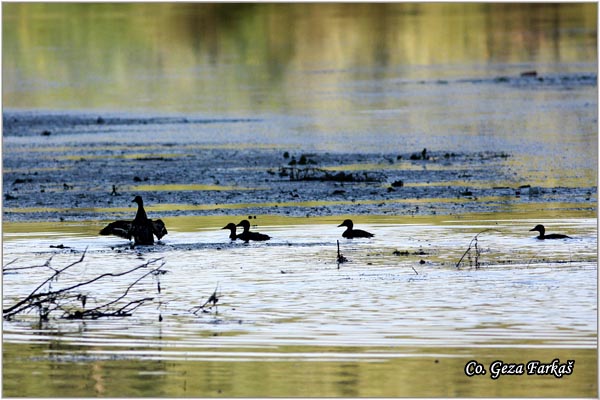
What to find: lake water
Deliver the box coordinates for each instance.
[3,215,598,397]
[2,3,598,397]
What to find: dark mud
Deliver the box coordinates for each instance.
[3,110,261,138]
[416,71,597,89]
[3,111,597,223]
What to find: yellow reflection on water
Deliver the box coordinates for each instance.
[3,208,595,239]
[3,197,595,222]
[1,196,501,217]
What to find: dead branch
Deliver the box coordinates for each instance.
[3,253,166,321]
[3,255,56,274]
[2,258,19,269]
[63,297,155,320]
[59,259,166,320]
[190,283,220,315]
[455,229,501,269]
[336,240,348,268]
[4,251,87,317]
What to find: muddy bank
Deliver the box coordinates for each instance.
[3,111,597,223]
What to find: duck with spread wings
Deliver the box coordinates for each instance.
[100,196,167,245]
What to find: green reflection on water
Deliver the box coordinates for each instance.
[3,3,596,112]
[2,341,596,397]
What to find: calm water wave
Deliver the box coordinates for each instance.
[4,218,596,360]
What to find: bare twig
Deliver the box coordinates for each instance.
[3,253,165,321]
[61,259,166,319]
[336,240,348,268]
[456,229,501,269]
[4,251,87,316]
[3,255,57,274]
[190,283,220,315]
[2,258,19,269]
[63,297,154,320]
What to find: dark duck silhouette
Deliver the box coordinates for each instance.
[338,219,374,239]
[222,223,238,240]
[99,196,167,245]
[236,220,270,242]
[529,224,571,240]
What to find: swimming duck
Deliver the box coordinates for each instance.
[236,219,270,242]
[222,223,238,240]
[338,219,374,238]
[529,224,571,240]
[99,196,167,245]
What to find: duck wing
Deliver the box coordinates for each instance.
[130,220,155,245]
[249,231,270,241]
[238,231,270,242]
[544,233,571,239]
[99,220,132,239]
[150,219,168,240]
[352,229,374,238]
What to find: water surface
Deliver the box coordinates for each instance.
[3,215,598,397]
[2,3,597,398]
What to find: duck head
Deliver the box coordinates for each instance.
[236,220,251,231]
[222,223,237,231]
[222,222,237,239]
[338,219,354,229]
[132,195,144,206]
[529,224,546,235]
